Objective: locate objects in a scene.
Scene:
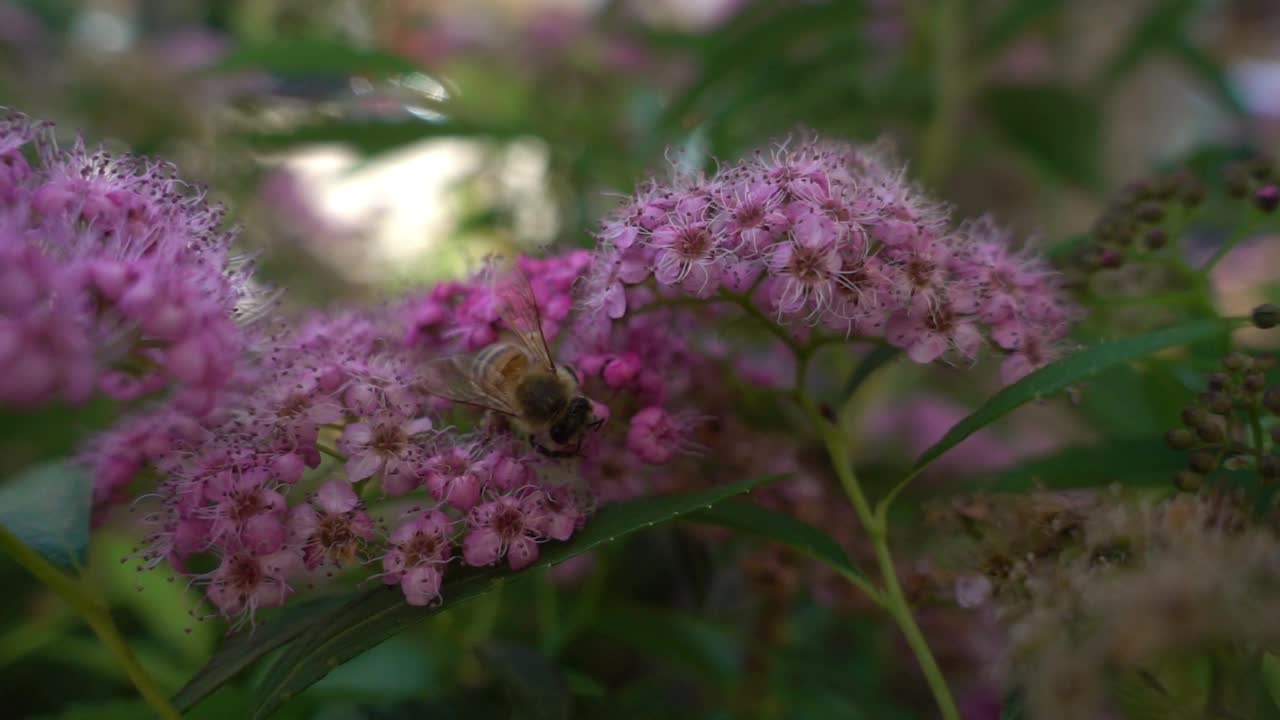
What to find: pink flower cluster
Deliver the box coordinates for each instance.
[72,128,1081,629]
[586,138,1075,383]
[0,110,254,412]
[89,264,594,621]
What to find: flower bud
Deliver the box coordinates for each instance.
[1243,370,1267,393]
[1225,164,1252,197]
[1252,304,1280,330]
[1255,185,1280,214]
[1206,372,1229,391]
[1164,428,1195,450]
[1261,456,1280,481]
[1136,203,1166,223]
[1187,451,1217,474]
[1182,407,1208,427]
[1264,387,1280,415]
[1205,391,1233,415]
[1143,228,1167,250]
[1174,470,1203,492]
[1196,421,1225,443]
[1223,352,1251,371]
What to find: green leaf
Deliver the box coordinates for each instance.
[476,642,571,720]
[1045,233,1088,260]
[981,437,1185,491]
[1171,36,1246,119]
[209,40,419,76]
[1100,0,1200,88]
[0,460,91,570]
[689,499,867,584]
[250,474,781,718]
[172,594,351,712]
[981,0,1068,56]
[984,84,1102,188]
[909,319,1234,478]
[1261,652,1280,711]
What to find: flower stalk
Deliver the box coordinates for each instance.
[0,526,181,720]
[804,398,960,720]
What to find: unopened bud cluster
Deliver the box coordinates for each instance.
[1166,353,1280,491]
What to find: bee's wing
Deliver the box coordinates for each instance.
[419,354,520,417]
[495,264,556,372]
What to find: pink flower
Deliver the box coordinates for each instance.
[201,469,288,555]
[205,548,299,622]
[649,216,725,295]
[463,491,547,571]
[383,510,454,606]
[885,300,983,364]
[626,406,703,465]
[338,414,433,488]
[424,444,485,510]
[764,212,845,319]
[288,480,375,570]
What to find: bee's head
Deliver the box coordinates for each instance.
[550,396,593,445]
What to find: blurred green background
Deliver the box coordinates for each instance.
[3,1,1280,718]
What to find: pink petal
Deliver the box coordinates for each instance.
[507,536,539,570]
[463,528,502,567]
[316,479,358,514]
[345,452,383,482]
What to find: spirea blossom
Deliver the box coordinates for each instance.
[95,288,600,624]
[587,137,1077,380]
[0,109,260,412]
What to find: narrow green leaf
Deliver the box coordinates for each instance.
[984,84,1102,188]
[1044,233,1088,260]
[910,319,1233,477]
[981,437,1185,491]
[1172,36,1247,119]
[1100,0,1199,87]
[209,40,419,76]
[476,642,571,720]
[0,460,91,570]
[981,0,1068,56]
[171,594,350,712]
[1261,652,1280,711]
[251,474,781,718]
[689,499,867,584]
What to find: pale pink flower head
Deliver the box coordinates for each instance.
[205,548,299,623]
[462,490,546,571]
[885,298,983,365]
[203,469,288,555]
[288,479,375,570]
[424,442,486,511]
[383,509,454,606]
[338,413,433,491]
[626,406,705,465]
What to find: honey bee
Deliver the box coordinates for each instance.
[420,265,603,457]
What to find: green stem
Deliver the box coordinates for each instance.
[0,526,182,720]
[919,0,966,186]
[316,443,347,462]
[805,402,959,720]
